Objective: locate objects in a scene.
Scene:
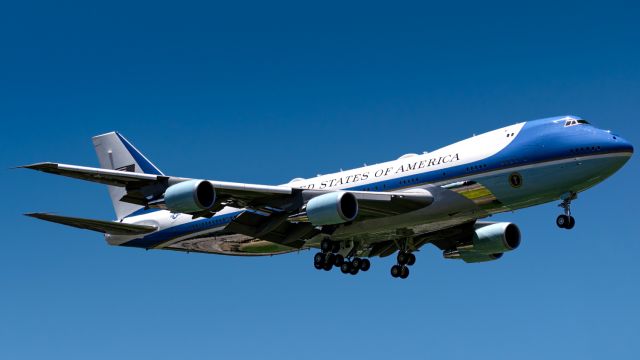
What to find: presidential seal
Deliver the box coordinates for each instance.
[509,172,523,188]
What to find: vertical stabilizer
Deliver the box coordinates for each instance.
[92,132,163,220]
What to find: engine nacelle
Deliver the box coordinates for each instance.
[164,180,216,214]
[306,191,358,226]
[443,222,521,263]
[466,222,521,254]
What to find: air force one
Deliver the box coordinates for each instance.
[22,115,633,279]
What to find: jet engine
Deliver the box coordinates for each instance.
[164,180,216,214]
[443,222,521,263]
[305,191,359,226]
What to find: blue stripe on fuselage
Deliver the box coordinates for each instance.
[121,211,243,249]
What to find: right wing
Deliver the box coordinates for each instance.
[359,221,477,258]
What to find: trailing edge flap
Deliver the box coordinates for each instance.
[25,213,157,235]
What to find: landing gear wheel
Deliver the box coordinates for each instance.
[556,215,570,228]
[390,265,402,278]
[334,254,345,267]
[352,257,362,270]
[360,258,371,271]
[314,252,325,265]
[349,266,359,275]
[407,253,416,266]
[320,239,333,253]
[340,262,352,274]
[557,192,577,230]
[325,253,336,265]
[397,251,410,265]
[323,262,333,271]
[399,266,410,279]
[314,262,323,270]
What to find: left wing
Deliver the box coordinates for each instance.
[20,162,433,215]
[20,162,295,209]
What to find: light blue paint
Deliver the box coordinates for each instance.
[306,191,356,225]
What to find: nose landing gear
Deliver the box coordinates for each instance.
[556,192,576,230]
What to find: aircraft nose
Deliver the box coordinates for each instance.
[609,134,634,155]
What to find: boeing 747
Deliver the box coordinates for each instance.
[21,115,633,279]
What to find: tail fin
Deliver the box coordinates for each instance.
[92,132,163,220]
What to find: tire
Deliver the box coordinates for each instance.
[323,262,333,271]
[399,266,410,279]
[397,251,409,265]
[352,257,362,270]
[390,265,401,278]
[334,254,345,267]
[314,252,325,264]
[407,253,416,266]
[314,262,323,270]
[360,258,371,271]
[556,215,569,228]
[350,266,359,275]
[341,262,351,274]
[566,216,576,229]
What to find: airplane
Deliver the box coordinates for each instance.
[21,115,633,279]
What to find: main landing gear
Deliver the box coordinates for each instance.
[313,239,370,275]
[556,192,576,230]
[390,250,416,279]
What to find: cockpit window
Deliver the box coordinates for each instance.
[564,119,590,127]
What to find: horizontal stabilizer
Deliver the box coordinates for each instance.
[25,213,157,235]
[19,162,163,187]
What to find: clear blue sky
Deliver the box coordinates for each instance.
[1,1,639,359]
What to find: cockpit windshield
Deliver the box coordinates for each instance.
[564,119,590,127]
